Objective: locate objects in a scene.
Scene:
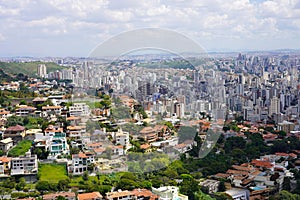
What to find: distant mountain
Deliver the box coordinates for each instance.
[0,61,63,77]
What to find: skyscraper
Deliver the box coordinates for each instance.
[37,64,47,78]
[269,96,280,116]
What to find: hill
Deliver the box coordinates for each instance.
[0,61,63,77]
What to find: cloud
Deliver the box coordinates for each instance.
[0,0,300,56]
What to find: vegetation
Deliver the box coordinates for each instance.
[0,61,63,77]
[38,164,68,183]
[8,140,32,157]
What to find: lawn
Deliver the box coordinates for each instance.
[38,163,68,183]
[8,140,32,157]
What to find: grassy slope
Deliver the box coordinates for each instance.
[0,61,63,77]
[8,140,32,157]
[38,163,68,183]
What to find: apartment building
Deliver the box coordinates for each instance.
[10,151,38,176]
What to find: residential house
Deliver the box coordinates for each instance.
[43,192,76,200]
[0,108,10,118]
[25,129,43,141]
[42,105,62,115]
[139,127,158,143]
[69,103,90,117]
[44,125,69,158]
[199,179,220,194]
[10,151,38,176]
[67,125,86,139]
[32,97,48,107]
[106,190,133,200]
[77,192,103,200]
[131,189,159,200]
[111,145,124,156]
[15,105,36,116]
[152,186,188,200]
[4,125,26,144]
[225,188,250,200]
[0,156,11,176]
[70,152,95,175]
[0,137,13,153]
[113,129,130,151]
[277,120,295,134]
[66,116,81,125]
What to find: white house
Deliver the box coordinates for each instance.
[70,152,95,175]
[0,137,13,153]
[10,151,38,175]
[69,103,90,117]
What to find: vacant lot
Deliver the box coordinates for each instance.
[8,140,32,157]
[38,163,68,183]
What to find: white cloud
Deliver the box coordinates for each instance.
[0,0,300,56]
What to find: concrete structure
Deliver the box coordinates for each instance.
[0,156,11,176]
[4,125,26,144]
[15,105,36,116]
[10,151,38,175]
[69,103,90,117]
[199,179,220,194]
[225,188,250,200]
[37,64,47,78]
[70,152,95,175]
[152,186,188,200]
[0,137,13,153]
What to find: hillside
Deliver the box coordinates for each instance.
[0,61,63,77]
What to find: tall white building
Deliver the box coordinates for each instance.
[269,96,280,116]
[37,64,47,78]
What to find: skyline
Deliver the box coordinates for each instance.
[0,0,300,57]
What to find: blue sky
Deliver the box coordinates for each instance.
[0,0,299,57]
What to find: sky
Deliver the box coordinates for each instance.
[0,0,300,57]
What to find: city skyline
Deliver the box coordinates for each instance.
[0,0,300,57]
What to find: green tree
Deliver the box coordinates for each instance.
[0,187,11,200]
[16,178,26,191]
[83,171,89,181]
[35,181,50,194]
[282,177,291,192]
[19,100,27,105]
[57,196,66,200]
[218,181,226,192]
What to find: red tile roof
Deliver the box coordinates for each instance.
[43,192,76,200]
[5,125,25,132]
[77,192,103,200]
[251,159,273,169]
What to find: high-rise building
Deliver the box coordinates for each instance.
[269,96,280,116]
[37,64,47,78]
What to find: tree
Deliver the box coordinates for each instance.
[282,177,291,192]
[35,181,50,194]
[57,196,66,200]
[0,187,11,200]
[19,100,27,105]
[224,137,246,153]
[16,178,26,191]
[83,171,89,181]
[6,115,24,127]
[57,179,69,191]
[218,181,226,192]
[272,190,300,200]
